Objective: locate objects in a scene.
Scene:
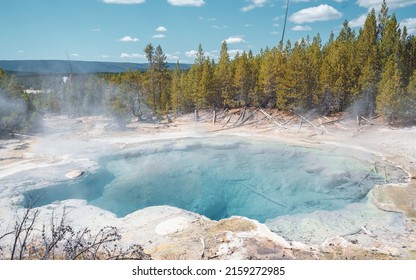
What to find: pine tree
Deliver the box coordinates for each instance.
[144,43,156,112]
[215,41,231,107]
[356,9,379,116]
[154,45,170,113]
[284,39,308,110]
[399,26,411,86]
[306,34,323,109]
[194,43,205,66]
[376,55,404,123]
[408,70,416,97]
[379,13,400,69]
[404,70,416,121]
[246,50,260,106]
[258,47,280,108]
[233,51,251,106]
[197,59,215,109]
[170,61,182,114]
[409,36,416,78]
[377,0,389,40]
[0,67,6,81]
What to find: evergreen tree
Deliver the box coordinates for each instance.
[154,45,170,113]
[144,43,156,112]
[194,43,205,66]
[379,13,400,69]
[356,9,379,116]
[233,51,252,106]
[197,59,215,109]
[399,69,416,123]
[409,36,416,78]
[306,34,323,109]
[170,61,183,114]
[377,0,389,40]
[258,47,279,108]
[376,56,405,123]
[215,41,231,107]
[399,26,411,86]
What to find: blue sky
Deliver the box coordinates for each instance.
[1,0,415,63]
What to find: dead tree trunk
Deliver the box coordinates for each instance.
[259,108,286,129]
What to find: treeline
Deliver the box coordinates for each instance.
[1,1,416,137]
[0,68,42,136]
[108,2,416,124]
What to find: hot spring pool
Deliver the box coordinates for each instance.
[23,137,388,223]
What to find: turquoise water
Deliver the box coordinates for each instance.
[23,137,386,223]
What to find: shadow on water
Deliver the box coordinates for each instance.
[22,168,115,208]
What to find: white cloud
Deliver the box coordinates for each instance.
[167,0,205,7]
[228,49,244,58]
[291,25,312,31]
[152,34,166,39]
[273,16,279,21]
[349,14,367,28]
[185,50,198,57]
[17,50,24,53]
[205,52,218,59]
[211,25,228,29]
[91,28,101,32]
[223,35,246,44]
[199,16,216,21]
[271,31,279,35]
[166,53,180,61]
[102,0,145,4]
[244,24,254,27]
[289,4,342,24]
[272,23,279,27]
[118,35,139,42]
[70,53,79,57]
[120,53,146,59]
[401,18,416,34]
[357,0,416,10]
[241,0,268,12]
[332,0,346,2]
[185,49,218,59]
[101,55,110,58]
[156,26,168,32]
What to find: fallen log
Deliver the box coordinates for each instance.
[231,107,246,127]
[292,111,319,129]
[322,116,348,130]
[240,108,258,126]
[259,108,286,129]
[361,116,374,125]
[222,113,232,128]
[321,116,348,125]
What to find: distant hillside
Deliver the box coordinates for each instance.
[0,60,190,74]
